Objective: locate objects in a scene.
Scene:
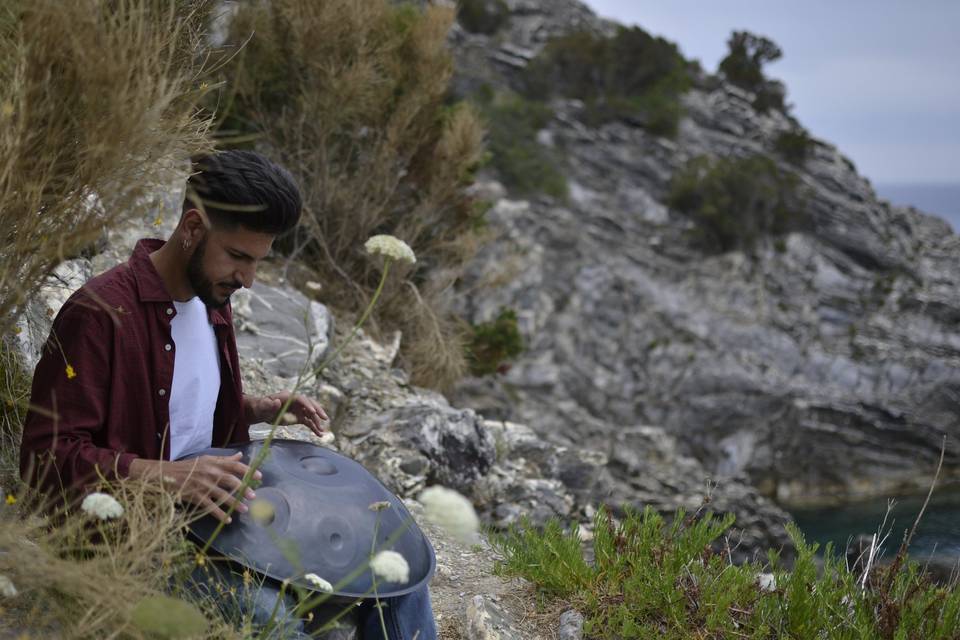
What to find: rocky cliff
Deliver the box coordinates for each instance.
[448,0,960,512]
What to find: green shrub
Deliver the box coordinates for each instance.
[668,155,811,252]
[215,0,487,389]
[718,31,787,113]
[492,506,960,639]
[522,26,691,136]
[467,308,524,376]
[476,93,568,199]
[774,128,814,166]
[457,0,509,35]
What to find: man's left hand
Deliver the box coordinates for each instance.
[245,391,330,436]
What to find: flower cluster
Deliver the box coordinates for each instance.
[364,235,416,265]
[80,492,124,520]
[370,550,409,584]
[419,485,480,543]
[304,573,333,593]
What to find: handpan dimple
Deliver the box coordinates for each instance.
[300,455,337,475]
[314,514,358,569]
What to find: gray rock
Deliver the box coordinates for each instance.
[449,2,960,513]
[465,595,524,640]
[232,282,332,379]
[558,609,584,640]
[340,403,496,497]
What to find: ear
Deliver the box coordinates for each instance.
[180,208,211,244]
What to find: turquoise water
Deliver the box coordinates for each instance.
[790,486,960,560]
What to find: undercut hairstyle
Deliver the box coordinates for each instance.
[183,150,302,234]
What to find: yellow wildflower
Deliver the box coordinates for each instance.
[195,553,206,567]
[5,494,15,505]
[65,364,76,379]
[152,215,163,227]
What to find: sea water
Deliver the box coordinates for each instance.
[790,485,960,561]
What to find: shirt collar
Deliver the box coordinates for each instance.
[129,238,231,327]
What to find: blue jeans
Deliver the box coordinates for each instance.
[185,561,437,640]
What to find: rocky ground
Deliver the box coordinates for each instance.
[447,0,960,509]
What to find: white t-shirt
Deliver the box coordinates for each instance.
[168,296,221,461]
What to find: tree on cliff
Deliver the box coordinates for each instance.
[718,30,787,113]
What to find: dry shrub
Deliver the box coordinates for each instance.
[0,338,29,492]
[0,479,240,639]
[216,0,487,389]
[0,0,214,334]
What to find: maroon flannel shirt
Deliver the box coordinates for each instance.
[20,238,250,497]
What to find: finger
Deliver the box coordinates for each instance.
[312,400,330,420]
[215,456,262,481]
[214,470,257,500]
[207,484,249,514]
[200,496,232,524]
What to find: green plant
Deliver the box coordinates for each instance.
[467,308,524,376]
[214,0,487,389]
[476,93,568,199]
[774,128,814,166]
[522,26,691,136]
[492,506,960,639]
[668,155,811,253]
[718,30,787,113]
[457,0,509,35]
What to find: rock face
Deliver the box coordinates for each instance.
[448,0,960,509]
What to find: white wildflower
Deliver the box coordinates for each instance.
[0,574,17,597]
[757,572,777,593]
[419,486,479,544]
[370,550,410,584]
[364,235,416,265]
[80,492,124,520]
[304,573,333,593]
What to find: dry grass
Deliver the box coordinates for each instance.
[0,479,242,639]
[0,0,214,334]
[0,338,29,492]
[214,0,488,389]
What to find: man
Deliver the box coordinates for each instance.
[20,150,436,639]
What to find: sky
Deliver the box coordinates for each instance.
[584,1,960,186]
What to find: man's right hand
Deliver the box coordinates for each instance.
[128,452,261,523]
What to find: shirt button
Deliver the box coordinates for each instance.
[158,388,166,397]
[166,308,174,315]
[164,344,172,351]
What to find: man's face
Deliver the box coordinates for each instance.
[186,225,274,308]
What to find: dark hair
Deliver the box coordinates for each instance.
[183,150,302,234]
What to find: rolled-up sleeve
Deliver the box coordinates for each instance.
[20,296,137,498]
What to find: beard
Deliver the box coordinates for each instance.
[185,236,237,309]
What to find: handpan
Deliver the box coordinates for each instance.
[184,439,435,599]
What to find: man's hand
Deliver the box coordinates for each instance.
[244,391,330,437]
[129,452,260,523]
